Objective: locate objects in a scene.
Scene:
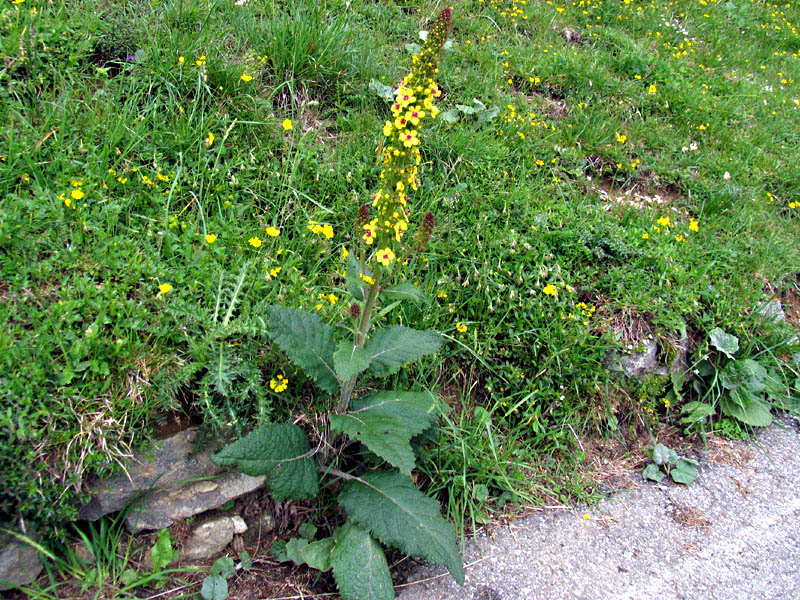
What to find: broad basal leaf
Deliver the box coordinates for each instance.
[670,459,698,485]
[381,283,428,306]
[333,342,372,383]
[331,521,394,600]
[211,423,319,501]
[267,305,339,394]
[329,391,438,474]
[365,327,443,376]
[709,327,739,359]
[338,470,464,584]
[720,388,773,427]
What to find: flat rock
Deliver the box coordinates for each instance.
[78,428,264,532]
[0,536,43,591]
[181,516,248,560]
[607,337,688,379]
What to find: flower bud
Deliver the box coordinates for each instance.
[350,302,361,319]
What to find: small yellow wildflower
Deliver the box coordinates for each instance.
[341,248,349,261]
[688,218,699,232]
[648,84,657,94]
[205,132,215,147]
[321,224,334,239]
[158,283,173,295]
[642,232,650,239]
[269,374,289,393]
[12,0,25,4]
[675,234,685,242]
[437,290,448,299]
[269,266,281,277]
[248,237,262,248]
[195,55,206,66]
[327,293,338,305]
[656,215,671,227]
[583,513,591,520]
[456,322,467,333]
[70,179,83,187]
[240,73,253,82]
[205,234,217,244]
[178,56,185,65]
[282,119,293,131]
[615,131,627,144]
[156,173,169,182]
[542,284,558,297]
[70,189,84,200]
[266,226,281,237]
[359,273,376,286]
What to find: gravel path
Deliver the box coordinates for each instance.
[398,415,800,600]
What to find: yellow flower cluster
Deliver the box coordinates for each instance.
[269,374,289,393]
[362,9,451,268]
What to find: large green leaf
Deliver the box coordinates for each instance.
[331,521,394,600]
[720,388,773,427]
[267,305,339,394]
[333,342,372,383]
[382,283,428,306]
[365,327,443,376]
[345,254,373,302]
[709,327,739,359]
[338,470,464,584]
[211,424,319,501]
[329,391,438,474]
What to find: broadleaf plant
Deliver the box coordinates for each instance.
[211,10,463,600]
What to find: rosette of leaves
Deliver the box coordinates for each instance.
[211,10,463,600]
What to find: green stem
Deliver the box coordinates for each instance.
[336,281,380,413]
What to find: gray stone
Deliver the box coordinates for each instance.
[607,337,688,379]
[78,428,264,532]
[0,536,43,591]
[181,516,248,560]
[757,300,785,323]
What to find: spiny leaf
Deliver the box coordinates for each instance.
[267,305,339,394]
[211,424,319,501]
[365,327,443,376]
[338,471,464,584]
[329,391,438,474]
[333,342,372,383]
[331,521,394,600]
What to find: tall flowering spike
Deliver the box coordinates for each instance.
[366,9,451,269]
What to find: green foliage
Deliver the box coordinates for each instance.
[364,327,443,376]
[267,306,339,394]
[329,391,439,474]
[642,444,698,485]
[331,521,394,600]
[211,423,319,501]
[149,529,177,573]
[339,471,465,584]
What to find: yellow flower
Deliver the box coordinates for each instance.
[205,233,217,244]
[156,173,169,182]
[675,234,685,242]
[642,232,650,239]
[266,226,281,237]
[657,215,671,227]
[359,273,376,286]
[542,284,558,297]
[282,119,293,131]
[195,55,206,66]
[456,322,467,333]
[248,237,262,248]
[269,374,289,393]
[341,248,349,260]
[648,84,657,94]
[240,73,253,82]
[70,179,83,187]
[158,283,173,295]
[376,247,396,266]
[327,293,338,305]
[269,266,281,277]
[688,218,699,232]
[64,198,72,208]
[615,131,627,144]
[70,189,84,200]
[178,56,185,65]
[205,132,215,147]
[321,224,334,239]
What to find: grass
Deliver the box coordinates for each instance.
[1,0,800,594]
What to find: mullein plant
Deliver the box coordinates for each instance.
[211,10,463,600]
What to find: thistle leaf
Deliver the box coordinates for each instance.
[382,283,428,305]
[365,326,443,376]
[331,521,394,600]
[211,424,319,501]
[267,305,339,394]
[333,342,372,383]
[329,391,438,474]
[338,471,464,584]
